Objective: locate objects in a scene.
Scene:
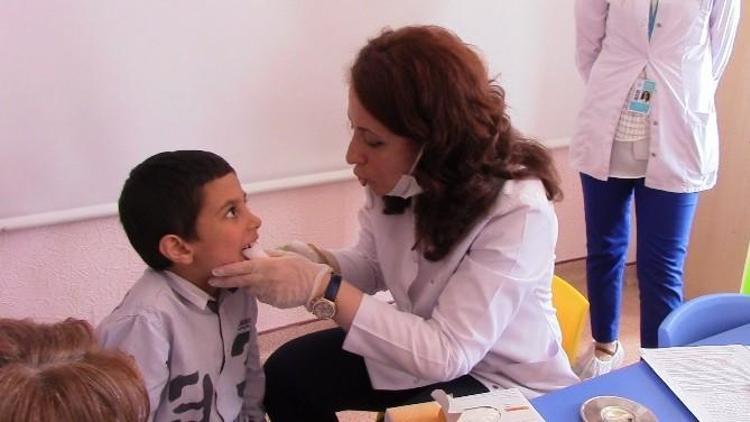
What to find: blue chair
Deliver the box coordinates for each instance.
[657,293,750,347]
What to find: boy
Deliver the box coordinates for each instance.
[97,150,264,422]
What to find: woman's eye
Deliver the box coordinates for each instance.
[352,127,383,147]
[363,133,384,147]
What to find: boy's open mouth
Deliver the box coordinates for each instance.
[242,243,267,259]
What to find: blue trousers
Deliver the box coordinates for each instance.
[581,174,699,348]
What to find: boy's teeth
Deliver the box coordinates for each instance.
[243,244,268,259]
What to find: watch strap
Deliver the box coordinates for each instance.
[323,273,342,302]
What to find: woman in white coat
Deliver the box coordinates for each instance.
[211,25,579,420]
[571,0,740,378]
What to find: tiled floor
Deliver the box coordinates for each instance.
[257,259,643,421]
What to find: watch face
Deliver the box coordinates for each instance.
[311,298,335,319]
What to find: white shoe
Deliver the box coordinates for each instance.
[576,341,624,380]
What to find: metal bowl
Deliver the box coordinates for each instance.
[580,395,657,422]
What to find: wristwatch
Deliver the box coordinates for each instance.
[310,272,342,320]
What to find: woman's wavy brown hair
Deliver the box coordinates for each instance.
[350,25,562,261]
[0,318,149,422]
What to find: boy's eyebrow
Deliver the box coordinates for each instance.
[216,192,247,215]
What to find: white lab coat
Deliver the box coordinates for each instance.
[333,179,579,399]
[571,0,740,192]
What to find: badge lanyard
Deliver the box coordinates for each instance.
[648,0,659,40]
[628,0,659,116]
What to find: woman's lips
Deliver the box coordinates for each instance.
[353,169,367,187]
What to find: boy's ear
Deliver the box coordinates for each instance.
[158,234,194,265]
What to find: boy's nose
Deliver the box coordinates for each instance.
[248,210,262,230]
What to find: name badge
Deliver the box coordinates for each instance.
[627,79,656,114]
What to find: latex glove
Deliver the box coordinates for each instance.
[280,240,320,261]
[210,254,331,310]
[281,240,341,273]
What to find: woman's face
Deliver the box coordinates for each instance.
[345,88,420,196]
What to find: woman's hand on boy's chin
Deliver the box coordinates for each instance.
[209,254,331,309]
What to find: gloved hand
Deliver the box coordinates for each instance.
[281,240,341,273]
[280,240,320,262]
[210,252,332,310]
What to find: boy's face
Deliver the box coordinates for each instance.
[183,172,261,283]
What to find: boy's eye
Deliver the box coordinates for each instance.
[226,207,238,218]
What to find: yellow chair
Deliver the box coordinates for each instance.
[741,242,750,295]
[551,275,590,365]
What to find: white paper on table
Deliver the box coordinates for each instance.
[431,388,545,422]
[641,345,750,422]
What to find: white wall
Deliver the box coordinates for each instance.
[0,0,581,222]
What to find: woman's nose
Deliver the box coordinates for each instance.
[345,138,363,165]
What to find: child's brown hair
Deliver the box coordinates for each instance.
[0,318,149,422]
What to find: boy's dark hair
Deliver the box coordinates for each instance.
[118,150,235,270]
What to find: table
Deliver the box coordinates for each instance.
[530,323,750,421]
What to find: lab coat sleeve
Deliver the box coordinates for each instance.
[574,0,609,81]
[709,0,741,82]
[97,312,170,422]
[343,187,556,382]
[332,203,386,295]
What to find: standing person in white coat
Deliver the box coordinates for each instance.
[210,25,579,421]
[572,0,740,378]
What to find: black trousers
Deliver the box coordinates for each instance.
[263,328,488,421]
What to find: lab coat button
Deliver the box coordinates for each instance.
[656,23,662,28]
[652,121,659,126]
[651,153,656,157]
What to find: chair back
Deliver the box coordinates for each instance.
[551,275,589,365]
[657,293,750,347]
[741,242,750,295]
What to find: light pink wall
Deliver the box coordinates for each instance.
[551,148,586,263]
[0,149,595,331]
